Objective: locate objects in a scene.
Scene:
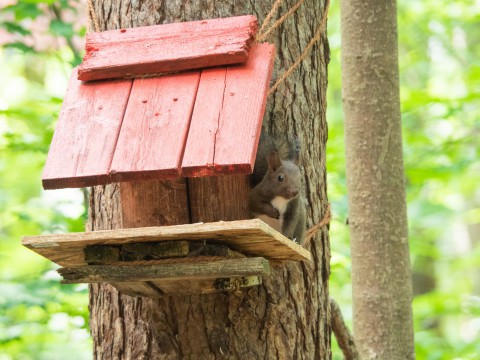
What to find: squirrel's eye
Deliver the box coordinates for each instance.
[277,175,284,182]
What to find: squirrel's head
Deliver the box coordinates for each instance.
[266,150,302,200]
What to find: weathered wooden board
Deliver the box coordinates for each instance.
[58,257,270,283]
[187,175,251,223]
[120,179,190,227]
[110,72,200,182]
[78,15,258,81]
[42,43,275,189]
[182,43,275,176]
[212,44,275,174]
[137,276,262,296]
[181,68,227,176]
[22,219,312,267]
[42,68,132,189]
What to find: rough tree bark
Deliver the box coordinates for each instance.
[340,0,415,359]
[88,1,330,358]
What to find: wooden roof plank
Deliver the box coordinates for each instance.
[110,71,201,182]
[78,15,258,81]
[212,43,275,174]
[181,68,227,177]
[22,219,312,267]
[42,68,132,189]
[181,43,275,177]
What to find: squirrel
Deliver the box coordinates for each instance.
[248,130,306,244]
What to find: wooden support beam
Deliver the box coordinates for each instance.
[84,245,121,264]
[84,241,191,264]
[58,257,270,284]
[120,178,190,227]
[188,243,245,258]
[121,242,189,261]
[187,175,251,222]
[84,242,244,265]
[109,276,262,297]
[78,15,258,81]
[150,275,262,296]
[110,281,164,298]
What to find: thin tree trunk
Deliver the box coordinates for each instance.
[340,0,415,359]
[88,1,330,358]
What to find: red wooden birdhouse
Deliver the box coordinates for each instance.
[22,15,311,297]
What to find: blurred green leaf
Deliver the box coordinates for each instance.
[2,22,31,35]
[49,20,74,38]
[3,42,36,53]
[4,3,42,20]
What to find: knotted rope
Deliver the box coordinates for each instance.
[262,0,331,95]
[256,0,305,42]
[84,0,330,94]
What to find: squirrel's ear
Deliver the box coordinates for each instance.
[267,151,281,172]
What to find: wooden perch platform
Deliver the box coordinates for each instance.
[22,219,312,267]
[22,219,311,297]
[78,15,258,81]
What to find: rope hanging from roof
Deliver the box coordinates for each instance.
[257,0,331,96]
[87,0,100,33]
[256,0,305,42]
[85,0,330,96]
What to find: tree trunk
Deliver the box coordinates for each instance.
[88,1,330,359]
[340,0,415,359]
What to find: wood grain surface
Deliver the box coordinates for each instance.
[78,15,258,81]
[211,43,275,174]
[182,43,275,176]
[42,68,132,189]
[43,44,274,188]
[22,219,312,267]
[181,68,227,176]
[110,72,200,182]
[59,257,270,283]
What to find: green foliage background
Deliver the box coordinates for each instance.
[0,1,478,359]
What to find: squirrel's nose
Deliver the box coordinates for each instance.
[291,190,298,197]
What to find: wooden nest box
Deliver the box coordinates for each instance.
[22,15,312,297]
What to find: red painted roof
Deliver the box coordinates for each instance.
[42,43,275,189]
[78,15,258,81]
